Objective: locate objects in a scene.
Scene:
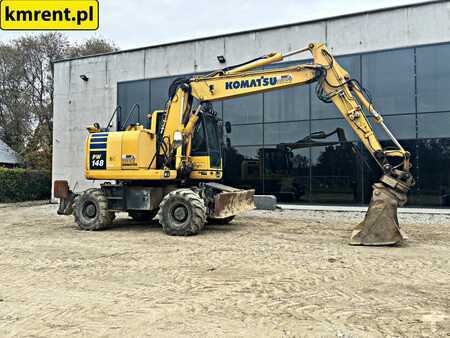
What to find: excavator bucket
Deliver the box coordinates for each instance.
[350,182,408,246]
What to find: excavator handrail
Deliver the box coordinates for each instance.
[121,103,141,130]
[105,105,121,131]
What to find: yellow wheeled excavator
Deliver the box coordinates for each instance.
[55,42,414,245]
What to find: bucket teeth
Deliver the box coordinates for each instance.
[350,183,408,246]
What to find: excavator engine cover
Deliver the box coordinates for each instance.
[350,182,408,246]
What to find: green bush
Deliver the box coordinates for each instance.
[0,168,51,202]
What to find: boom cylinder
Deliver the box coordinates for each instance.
[352,85,406,153]
[224,53,284,75]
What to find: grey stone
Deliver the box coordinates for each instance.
[254,195,277,210]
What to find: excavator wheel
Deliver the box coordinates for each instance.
[74,189,115,231]
[129,209,158,222]
[157,189,206,236]
[207,216,235,225]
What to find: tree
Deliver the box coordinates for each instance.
[13,33,69,169]
[0,43,32,155]
[65,36,118,58]
[0,33,118,170]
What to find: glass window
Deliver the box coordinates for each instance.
[311,141,363,204]
[117,79,151,129]
[150,76,178,114]
[224,123,263,146]
[311,118,358,142]
[222,146,263,194]
[311,55,361,119]
[264,121,309,145]
[263,61,310,122]
[204,115,220,152]
[192,97,223,118]
[361,48,415,115]
[254,60,312,122]
[191,118,207,155]
[264,86,310,122]
[263,146,310,202]
[338,54,362,81]
[416,138,450,206]
[212,102,223,119]
[223,95,263,124]
[150,75,222,128]
[416,44,450,113]
[370,114,416,141]
[418,112,450,139]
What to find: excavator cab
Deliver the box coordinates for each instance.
[191,111,222,168]
[187,105,224,182]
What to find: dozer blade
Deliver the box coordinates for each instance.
[213,189,255,219]
[350,182,408,246]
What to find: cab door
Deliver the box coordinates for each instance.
[189,113,222,180]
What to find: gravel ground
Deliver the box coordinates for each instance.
[0,203,449,337]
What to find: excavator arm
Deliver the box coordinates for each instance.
[160,42,415,245]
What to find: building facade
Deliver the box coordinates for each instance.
[53,1,450,206]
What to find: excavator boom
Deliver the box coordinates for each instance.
[162,43,414,245]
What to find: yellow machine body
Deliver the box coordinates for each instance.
[85,44,409,186]
[85,126,222,181]
[85,125,177,180]
[73,42,415,244]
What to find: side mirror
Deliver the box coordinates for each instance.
[225,121,232,134]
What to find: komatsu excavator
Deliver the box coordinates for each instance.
[55,42,414,245]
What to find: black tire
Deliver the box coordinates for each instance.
[207,216,235,225]
[157,189,206,236]
[128,209,158,222]
[74,189,114,231]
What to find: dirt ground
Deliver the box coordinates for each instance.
[0,203,449,337]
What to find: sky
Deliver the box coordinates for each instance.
[0,0,433,50]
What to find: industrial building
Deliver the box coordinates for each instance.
[53,0,450,207]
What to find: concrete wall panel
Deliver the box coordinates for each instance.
[328,2,450,56]
[144,43,196,78]
[406,2,450,46]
